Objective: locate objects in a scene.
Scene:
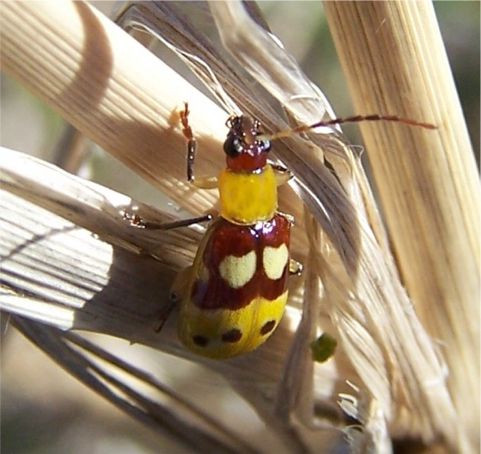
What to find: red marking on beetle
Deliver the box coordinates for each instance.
[260,320,276,335]
[190,213,290,311]
[221,328,242,343]
[192,335,209,347]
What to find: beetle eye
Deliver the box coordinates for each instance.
[223,136,244,157]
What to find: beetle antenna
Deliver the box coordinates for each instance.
[262,114,437,141]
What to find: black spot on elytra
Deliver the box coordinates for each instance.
[192,335,209,347]
[260,320,276,335]
[221,328,242,343]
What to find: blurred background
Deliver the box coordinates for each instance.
[1,2,479,453]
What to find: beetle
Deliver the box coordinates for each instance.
[125,104,435,359]
[175,105,300,359]
[125,104,300,358]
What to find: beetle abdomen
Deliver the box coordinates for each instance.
[178,213,291,358]
[178,292,288,359]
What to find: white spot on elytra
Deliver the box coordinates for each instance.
[263,244,288,280]
[219,250,256,289]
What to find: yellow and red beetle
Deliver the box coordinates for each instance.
[176,106,298,359]
[125,104,299,359]
[125,105,435,359]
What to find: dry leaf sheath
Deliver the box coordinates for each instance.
[324,2,479,452]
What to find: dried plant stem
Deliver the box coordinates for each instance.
[0,0,226,213]
[324,1,479,452]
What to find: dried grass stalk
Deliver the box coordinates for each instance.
[1,1,476,452]
[0,0,225,214]
[324,1,479,452]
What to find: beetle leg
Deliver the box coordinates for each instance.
[180,102,197,183]
[191,176,219,189]
[153,298,176,332]
[152,266,193,332]
[123,211,212,230]
[153,266,194,332]
[289,259,303,276]
[169,266,193,303]
[271,163,293,187]
[180,103,219,189]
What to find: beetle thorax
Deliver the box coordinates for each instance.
[218,165,277,225]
